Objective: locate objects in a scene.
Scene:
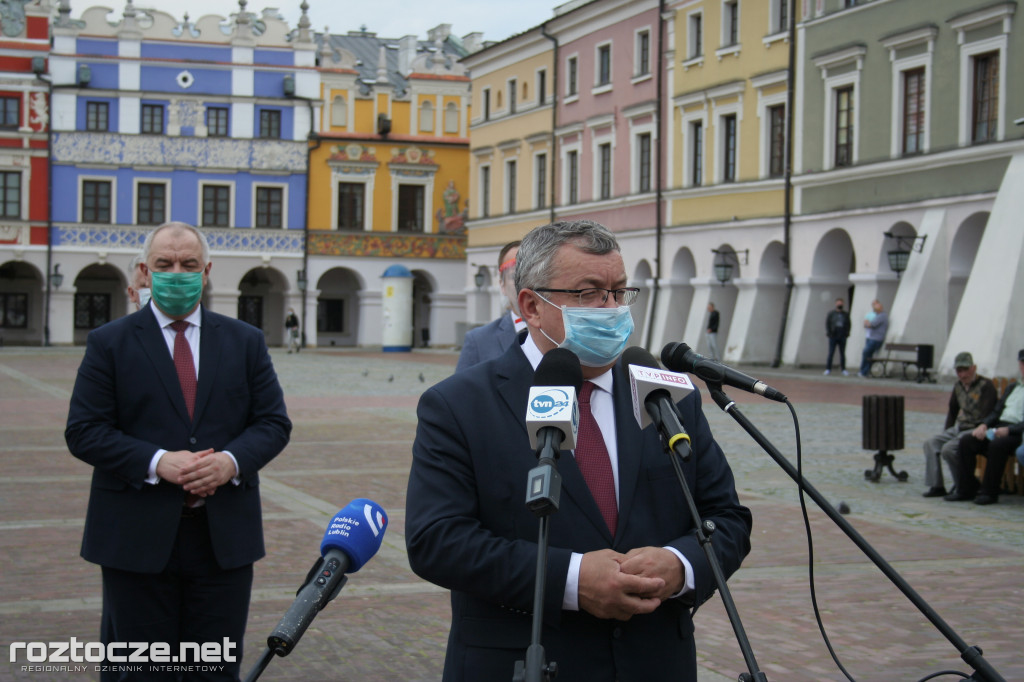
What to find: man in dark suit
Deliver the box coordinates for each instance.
[456,241,525,372]
[66,222,291,681]
[406,220,751,681]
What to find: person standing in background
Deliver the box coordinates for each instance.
[65,222,292,681]
[126,254,150,311]
[824,297,851,376]
[706,302,720,361]
[285,307,301,354]
[858,300,888,377]
[456,241,526,372]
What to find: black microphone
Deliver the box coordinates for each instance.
[523,348,582,516]
[525,347,583,453]
[266,499,388,656]
[622,347,693,460]
[661,342,788,403]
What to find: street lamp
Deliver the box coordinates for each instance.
[473,266,487,290]
[50,264,64,289]
[296,268,307,291]
[883,232,926,279]
[711,247,748,286]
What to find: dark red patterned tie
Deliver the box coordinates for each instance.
[576,381,617,536]
[170,320,196,420]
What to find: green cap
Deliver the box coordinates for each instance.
[954,352,973,368]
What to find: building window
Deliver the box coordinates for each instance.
[86,101,109,132]
[844,0,857,7]
[535,153,547,209]
[638,133,652,193]
[337,182,364,230]
[722,114,737,182]
[637,30,651,77]
[567,150,579,204]
[689,13,703,59]
[598,143,612,199]
[74,293,111,330]
[1,171,21,218]
[723,0,739,47]
[444,102,459,133]
[206,107,228,137]
[597,44,612,86]
[0,292,28,329]
[508,79,517,114]
[775,0,788,33]
[82,180,112,223]
[505,160,517,213]
[141,104,164,134]
[691,121,704,186]
[137,183,166,225]
[255,187,283,228]
[538,69,547,105]
[480,166,490,218]
[902,68,925,155]
[0,97,19,129]
[202,185,231,227]
[419,100,434,132]
[397,185,424,232]
[971,52,999,144]
[318,299,344,333]
[768,104,786,177]
[331,95,348,127]
[567,57,578,96]
[238,295,262,330]
[258,109,282,139]
[482,88,491,121]
[834,86,854,167]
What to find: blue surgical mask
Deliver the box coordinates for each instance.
[137,287,151,310]
[538,295,635,367]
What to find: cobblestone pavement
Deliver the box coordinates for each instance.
[1,346,1021,682]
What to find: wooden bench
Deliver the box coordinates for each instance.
[867,342,936,383]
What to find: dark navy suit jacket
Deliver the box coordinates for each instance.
[65,305,291,574]
[406,341,751,681]
[456,312,517,372]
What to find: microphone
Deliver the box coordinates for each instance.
[266,499,388,656]
[525,347,582,452]
[622,346,694,460]
[661,342,788,403]
[524,348,582,517]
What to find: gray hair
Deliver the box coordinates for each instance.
[128,253,147,289]
[141,222,210,266]
[514,219,620,292]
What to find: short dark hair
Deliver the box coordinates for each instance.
[498,240,520,268]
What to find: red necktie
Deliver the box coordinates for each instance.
[576,381,617,536]
[170,320,196,420]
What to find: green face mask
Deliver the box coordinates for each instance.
[150,271,204,317]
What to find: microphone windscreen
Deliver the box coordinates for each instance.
[320,498,388,572]
[533,347,583,393]
[622,345,660,370]
[660,342,693,373]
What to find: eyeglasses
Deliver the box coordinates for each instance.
[534,287,641,307]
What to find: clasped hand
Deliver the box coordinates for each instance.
[578,547,684,621]
[156,449,235,497]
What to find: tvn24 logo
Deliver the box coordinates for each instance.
[529,389,573,417]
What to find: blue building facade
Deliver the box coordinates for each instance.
[45,0,317,345]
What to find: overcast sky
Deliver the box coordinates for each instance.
[83,0,561,43]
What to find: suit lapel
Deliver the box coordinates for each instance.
[135,307,192,425]
[192,307,219,425]
[495,314,514,354]
[612,362,647,542]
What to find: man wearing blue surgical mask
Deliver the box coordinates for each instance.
[66,222,291,681]
[407,219,751,681]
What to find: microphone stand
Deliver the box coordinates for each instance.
[513,434,563,682]
[705,384,1006,682]
[647,400,768,682]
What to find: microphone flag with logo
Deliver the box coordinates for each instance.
[526,347,583,450]
[623,346,695,429]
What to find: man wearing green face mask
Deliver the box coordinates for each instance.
[66,222,291,681]
[407,219,751,681]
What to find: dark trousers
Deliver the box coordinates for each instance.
[956,424,1024,497]
[826,337,847,371]
[101,510,253,682]
[859,338,883,375]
